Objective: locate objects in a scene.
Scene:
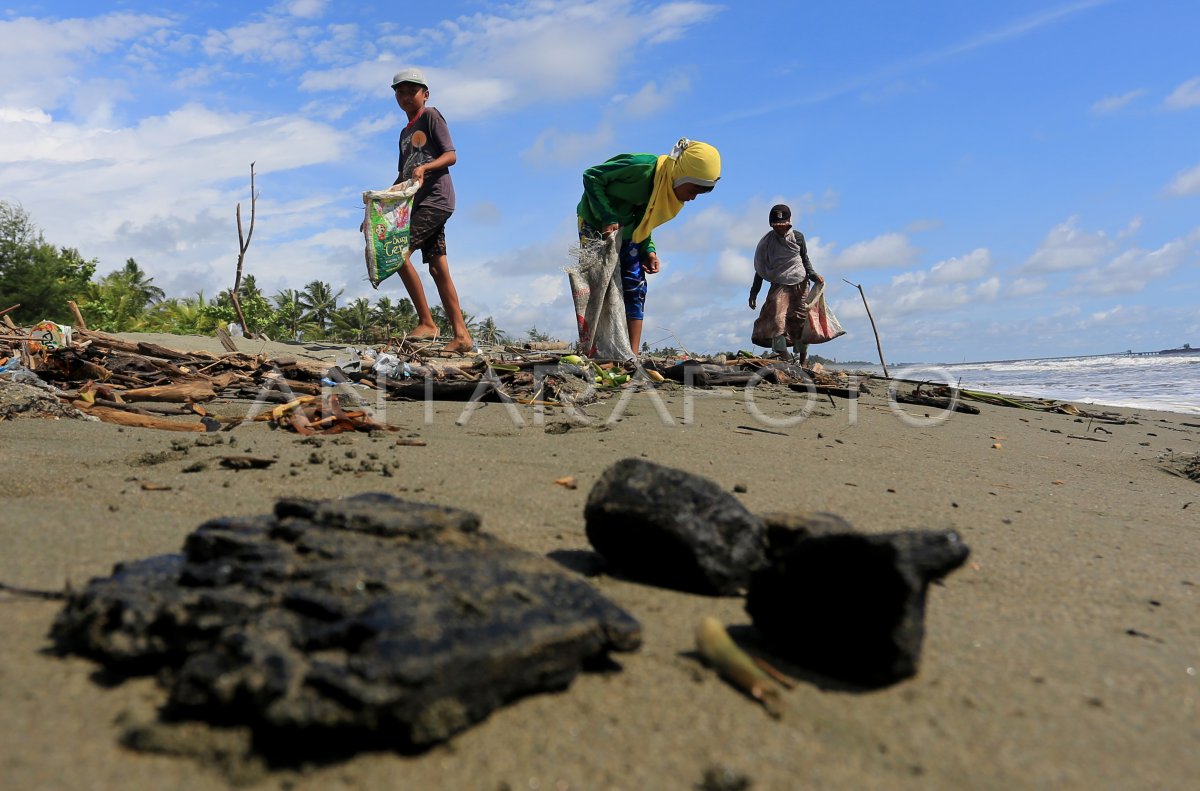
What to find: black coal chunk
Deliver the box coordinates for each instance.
[746,524,969,686]
[584,458,767,595]
[51,493,641,750]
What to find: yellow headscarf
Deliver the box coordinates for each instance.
[631,138,721,244]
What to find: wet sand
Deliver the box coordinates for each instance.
[1,333,1198,790]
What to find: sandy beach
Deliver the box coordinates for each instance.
[1,333,1197,790]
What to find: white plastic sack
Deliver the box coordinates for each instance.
[566,235,634,361]
[798,282,846,344]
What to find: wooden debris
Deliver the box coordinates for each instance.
[80,405,212,433]
[121,381,217,403]
[215,326,238,352]
[258,394,394,435]
[895,391,981,414]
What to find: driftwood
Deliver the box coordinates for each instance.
[229,162,258,335]
[67,300,87,329]
[789,383,860,399]
[120,381,217,403]
[79,405,214,432]
[215,326,238,352]
[894,392,980,414]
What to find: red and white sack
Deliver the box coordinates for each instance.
[799,283,846,344]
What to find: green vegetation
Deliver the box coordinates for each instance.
[0,201,511,345]
[1,202,96,325]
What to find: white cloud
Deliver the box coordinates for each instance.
[203,19,320,66]
[523,122,616,167]
[928,248,991,284]
[1023,216,1113,272]
[283,0,329,20]
[297,1,720,115]
[0,13,173,110]
[0,101,354,292]
[1167,163,1200,197]
[1007,277,1047,297]
[715,249,752,285]
[620,74,692,118]
[1164,76,1200,110]
[1090,89,1145,114]
[832,232,919,271]
[645,2,723,44]
[974,277,1001,300]
[1065,239,1189,296]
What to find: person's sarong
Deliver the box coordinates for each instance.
[751,281,808,348]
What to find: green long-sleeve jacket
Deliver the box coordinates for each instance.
[576,153,659,255]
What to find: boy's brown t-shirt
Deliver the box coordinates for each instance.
[398,106,456,213]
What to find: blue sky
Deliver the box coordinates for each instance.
[1,0,1198,362]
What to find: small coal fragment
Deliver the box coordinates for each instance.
[584,458,767,595]
[51,493,641,753]
[218,455,276,470]
[746,528,969,686]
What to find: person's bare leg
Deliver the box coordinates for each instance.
[793,342,809,367]
[627,318,643,358]
[426,253,473,352]
[398,251,439,339]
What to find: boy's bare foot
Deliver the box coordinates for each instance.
[408,324,440,341]
[443,337,476,354]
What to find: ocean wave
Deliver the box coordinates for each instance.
[886,354,1200,412]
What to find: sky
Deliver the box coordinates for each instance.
[1,0,1198,363]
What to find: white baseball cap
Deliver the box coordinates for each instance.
[391,68,428,89]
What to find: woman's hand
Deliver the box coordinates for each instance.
[748,295,757,310]
[644,252,660,274]
[602,223,619,235]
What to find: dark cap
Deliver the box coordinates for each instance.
[769,204,791,225]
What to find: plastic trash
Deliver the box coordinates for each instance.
[28,321,73,352]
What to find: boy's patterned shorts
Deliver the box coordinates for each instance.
[410,205,452,262]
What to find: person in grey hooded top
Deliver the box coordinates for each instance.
[749,203,824,364]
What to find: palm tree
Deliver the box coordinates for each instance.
[300,280,342,334]
[271,289,317,341]
[332,297,373,343]
[371,296,416,340]
[145,292,213,334]
[116,258,165,306]
[239,273,264,302]
[477,316,506,346]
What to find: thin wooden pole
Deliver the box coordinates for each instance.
[67,300,87,330]
[843,278,889,378]
[231,162,257,337]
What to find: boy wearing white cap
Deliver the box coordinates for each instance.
[388,67,473,352]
